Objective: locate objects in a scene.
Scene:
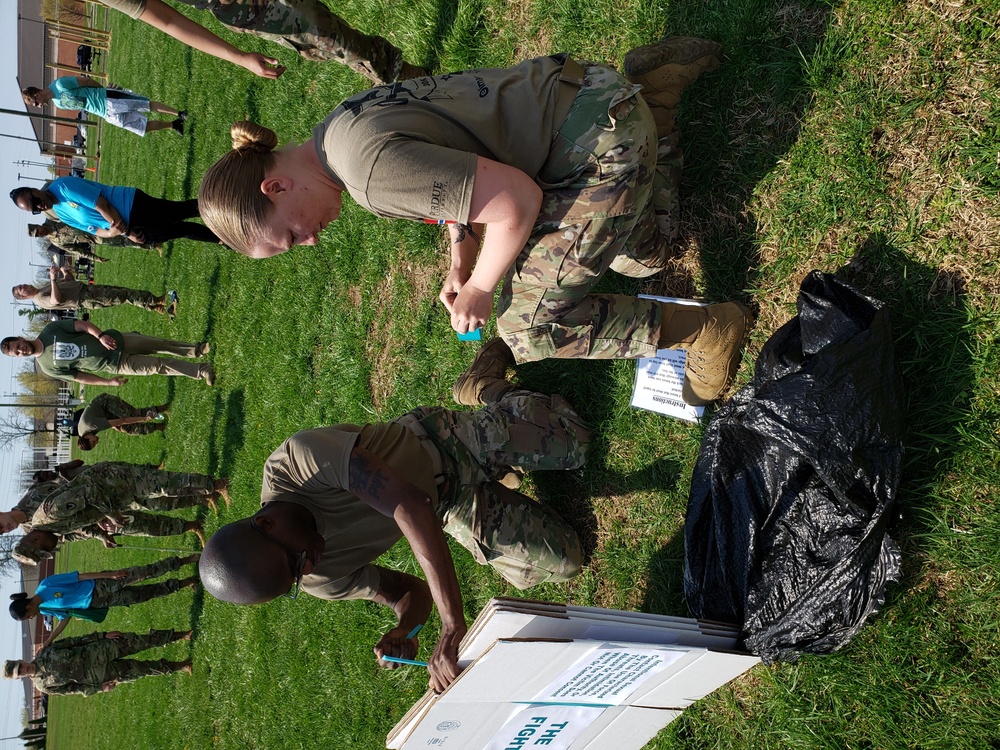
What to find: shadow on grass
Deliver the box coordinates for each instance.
[637,233,976,621]
[199,261,222,346]
[644,0,837,305]
[836,234,975,595]
[206,388,246,482]
[421,0,460,72]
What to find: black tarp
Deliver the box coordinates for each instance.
[684,271,903,662]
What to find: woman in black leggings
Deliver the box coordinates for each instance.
[10,177,219,246]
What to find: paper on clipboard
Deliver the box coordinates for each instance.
[631,295,707,423]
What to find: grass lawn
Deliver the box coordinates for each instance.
[39,0,1000,747]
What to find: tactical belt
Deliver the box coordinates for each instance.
[552,55,587,132]
[395,412,446,486]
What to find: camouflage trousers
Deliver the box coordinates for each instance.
[70,630,185,691]
[406,390,590,589]
[499,64,684,362]
[78,284,160,312]
[86,393,161,436]
[121,467,215,506]
[212,0,407,84]
[94,511,185,538]
[89,556,190,609]
[118,333,203,379]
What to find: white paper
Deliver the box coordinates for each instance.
[630,296,707,423]
[485,705,604,750]
[534,645,685,706]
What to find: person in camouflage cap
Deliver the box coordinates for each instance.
[29,220,158,256]
[29,462,230,546]
[0,460,89,536]
[199,373,589,693]
[3,629,192,696]
[12,265,174,315]
[74,394,170,452]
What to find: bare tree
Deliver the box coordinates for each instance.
[0,412,58,451]
[0,533,27,578]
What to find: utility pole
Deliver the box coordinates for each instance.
[0,107,99,128]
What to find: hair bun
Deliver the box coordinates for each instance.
[10,593,26,601]
[231,122,279,154]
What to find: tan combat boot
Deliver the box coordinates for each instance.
[624,36,723,138]
[658,302,754,406]
[452,338,516,406]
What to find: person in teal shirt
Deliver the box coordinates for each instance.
[22,75,185,136]
[9,555,199,651]
[10,178,219,245]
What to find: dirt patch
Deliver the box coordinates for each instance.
[366,252,449,410]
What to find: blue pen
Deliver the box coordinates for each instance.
[381,655,429,668]
[406,624,423,640]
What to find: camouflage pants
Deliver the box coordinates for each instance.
[118,333,203,379]
[123,467,215,508]
[498,64,683,362]
[97,630,186,686]
[407,390,590,589]
[213,0,406,84]
[87,393,161,436]
[89,556,189,608]
[78,284,160,312]
[110,511,186,538]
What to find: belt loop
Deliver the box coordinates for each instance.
[559,57,586,86]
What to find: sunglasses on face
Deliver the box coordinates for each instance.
[249,516,307,599]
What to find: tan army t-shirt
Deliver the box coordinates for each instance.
[313,56,567,223]
[260,421,439,601]
[32,280,85,311]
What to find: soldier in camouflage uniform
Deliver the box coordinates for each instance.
[29,221,158,258]
[12,267,171,315]
[3,629,192,696]
[29,462,228,546]
[75,393,169,451]
[0,460,88,535]
[98,0,425,85]
[199,377,588,692]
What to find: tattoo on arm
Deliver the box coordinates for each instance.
[348,453,390,497]
[453,223,480,245]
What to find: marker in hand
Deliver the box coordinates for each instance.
[378,624,427,667]
[457,329,482,341]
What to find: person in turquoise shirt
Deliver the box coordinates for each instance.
[9,555,199,652]
[22,75,185,136]
[10,177,219,245]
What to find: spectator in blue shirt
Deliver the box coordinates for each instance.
[9,555,200,652]
[22,75,186,136]
[10,177,218,245]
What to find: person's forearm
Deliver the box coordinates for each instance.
[393,499,465,630]
[74,319,102,338]
[93,197,123,230]
[41,618,69,647]
[73,373,116,386]
[49,279,63,304]
[109,416,148,427]
[350,448,465,628]
[447,223,484,275]
[139,0,266,72]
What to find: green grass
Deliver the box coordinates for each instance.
[37,0,1000,747]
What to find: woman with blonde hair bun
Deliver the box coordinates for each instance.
[198,42,754,407]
